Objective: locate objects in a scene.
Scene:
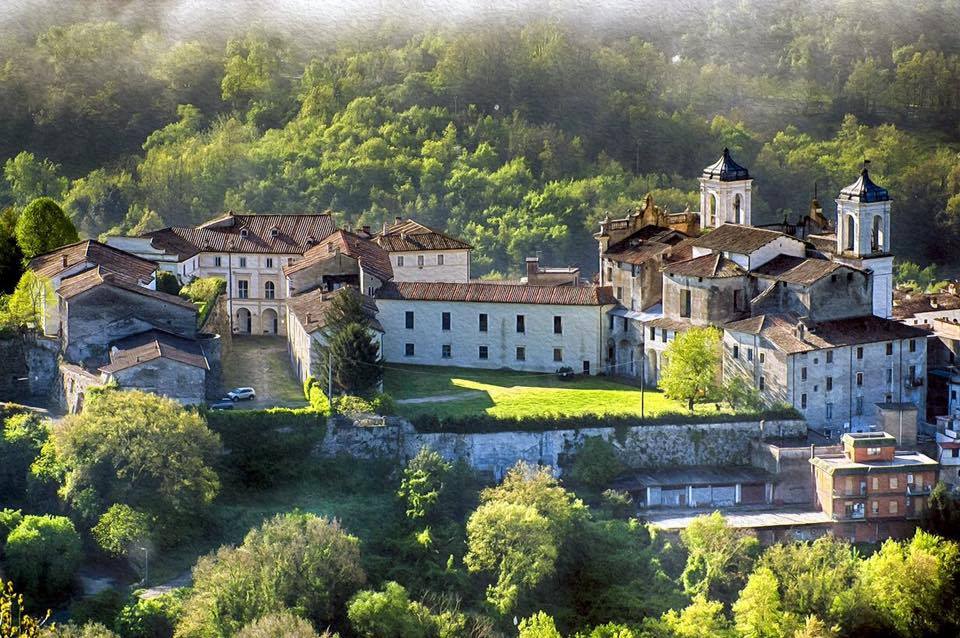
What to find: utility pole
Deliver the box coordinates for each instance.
[139,546,149,586]
[640,348,645,424]
[328,353,334,414]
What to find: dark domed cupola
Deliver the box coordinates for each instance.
[838,166,890,203]
[702,147,750,182]
[699,148,753,228]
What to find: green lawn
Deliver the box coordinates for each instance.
[384,364,733,420]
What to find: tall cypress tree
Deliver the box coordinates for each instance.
[312,288,383,397]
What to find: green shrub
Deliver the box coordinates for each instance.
[569,437,624,488]
[0,412,48,507]
[309,385,330,413]
[115,591,185,638]
[68,588,127,628]
[333,393,395,417]
[235,611,324,638]
[154,271,181,296]
[0,508,23,546]
[303,376,318,400]
[92,504,152,556]
[5,514,82,599]
[601,489,635,520]
[204,407,326,488]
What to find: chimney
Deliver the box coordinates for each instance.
[61,254,68,267]
[395,216,402,225]
[525,256,540,281]
[306,313,312,323]
[362,225,371,235]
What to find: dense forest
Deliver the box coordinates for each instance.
[3,0,960,277]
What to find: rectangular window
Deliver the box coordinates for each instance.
[442,344,451,359]
[910,339,917,352]
[650,327,656,340]
[266,257,273,268]
[872,477,880,490]
[583,360,591,374]
[759,376,765,390]
[554,316,563,334]
[889,500,898,514]
[801,394,807,409]
[733,289,742,311]
[397,256,404,267]
[802,367,807,381]
[856,396,863,415]
[478,345,488,360]
[826,403,833,419]
[661,329,667,343]
[609,315,614,331]
[239,257,247,268]
[759,352,765,363]
[405,311,414,329]
[747,348,753,362]
[886,342,893,355]
[907,473,914,485]
[214,256,222,267]
[909,365,916,381]
[616,286,623,299]
[622,317,628,331]
[857,346,863,360]
[872,501,879,514]
[237,280,249,299]
[442,312,451,331]
[437,254,444,265]
[553,348,563,362]
[516,346,526,361]
[890,476,899,489]
[479,313,488,332]
[826,350,834,364]
[417,255,424,267]
[826,376,833,391]
[856,372,863,387]
[733,345,739,359]
[680,290,691,318]
[516,315,526,333]
[404,343,415,357]
[887,369,893,384]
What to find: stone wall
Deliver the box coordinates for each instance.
[0,333,59,402]
[320,416,807,479]
[750,440,842,505]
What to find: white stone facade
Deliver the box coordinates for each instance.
[389,249,470,283]
[377,299,613,374]
[699,178,753,227]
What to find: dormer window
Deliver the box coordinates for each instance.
[306,236,316,245]
[328,243,334,253]
[239,228,249,238]
[270,227,279,238]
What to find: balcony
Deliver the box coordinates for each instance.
[906,484,932,496]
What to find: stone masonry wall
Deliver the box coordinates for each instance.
[320,417,807,479]
[0,334,59,402]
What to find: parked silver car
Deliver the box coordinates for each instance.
[226,387,256,401]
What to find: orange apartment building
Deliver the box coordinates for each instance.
[810,432,938,542]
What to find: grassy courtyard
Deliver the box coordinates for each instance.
[220,336,307,407]
[384,364,733,420]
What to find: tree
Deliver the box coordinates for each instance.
[176,512,365,638]
[41,389,220,543]
[14,197,78,259]
[517,612,562,638]
[316,288,383,398]
[4,271,54,330]
[44,623,119,638]
[235,612,325,638]
[0,412,47,507]
[115,592,185,638]
[1,581,49,638]
[574,624,636,638]
[923,481,960,538]
[648,595,735,638]
[465,462,585,613]
[91,504,152,557]
[568,437,623,488]
[4,515,81,600]
[3,152,67,207]
[0,207,23,294]
[347,582,434,638]
[679,512,759,603]
[790,617,838,638]
[659,327,722,411]
[733,567,796,638]
[397,447,452,521]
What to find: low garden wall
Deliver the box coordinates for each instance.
[319,415,807,478]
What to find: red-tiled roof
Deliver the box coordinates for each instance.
[893,289,960,320]
[751,255,855,285]
[29,240,156,283]
[287,287,383,333]
[603,225,688,265]
[377,281,617,306]
[665,253,746,278]
[725,313,930,354]
[374,219,471,251]
[144,213,336,258]
[57,267,197,310]
[284,230,393,281]
[690,224,796,254]
[101,329,208,373]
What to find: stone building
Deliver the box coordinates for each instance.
[373,218,472,283]
[809,432,937,541]
[376,280,617,374]
[114,212,336,336]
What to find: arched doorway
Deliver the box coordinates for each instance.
[236,308,252,333]
[845,215,857,252]
[263,308,278,334]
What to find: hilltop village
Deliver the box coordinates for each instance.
[11,149,956,542]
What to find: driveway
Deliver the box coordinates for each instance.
[220,336,307,408]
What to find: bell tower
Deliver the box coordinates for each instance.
[834,162,894,318]
[699,148,753,228]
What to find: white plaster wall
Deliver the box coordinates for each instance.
[390,249,470,282]
[377,299,610,374]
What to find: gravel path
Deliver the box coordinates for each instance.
[395,391,485,404]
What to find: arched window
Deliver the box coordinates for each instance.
[708,193,719,226]
[733,194,742,224]
[871,216,883,253]
[264,281,275,299]
[845,215,857,252]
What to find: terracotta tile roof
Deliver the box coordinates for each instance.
[807,233,837,254]
[374,219,471,251]
[725,313,930,354]
[603,225,686,265]
[663,237,698,263]
[751,255,855,285]
[286,287,383,334]
[29,240,156,283]
[690,224,794,254]
[101,329,208,373]
[57,267,198,310]
[645,316,696,332]
[377,281,617,306]
[665,253,746,278]
[144,213,336,259]
[283,230,393,281]
[893,289,960,320]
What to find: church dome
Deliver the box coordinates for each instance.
[702,147,750,181]
[839,167,889,203]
